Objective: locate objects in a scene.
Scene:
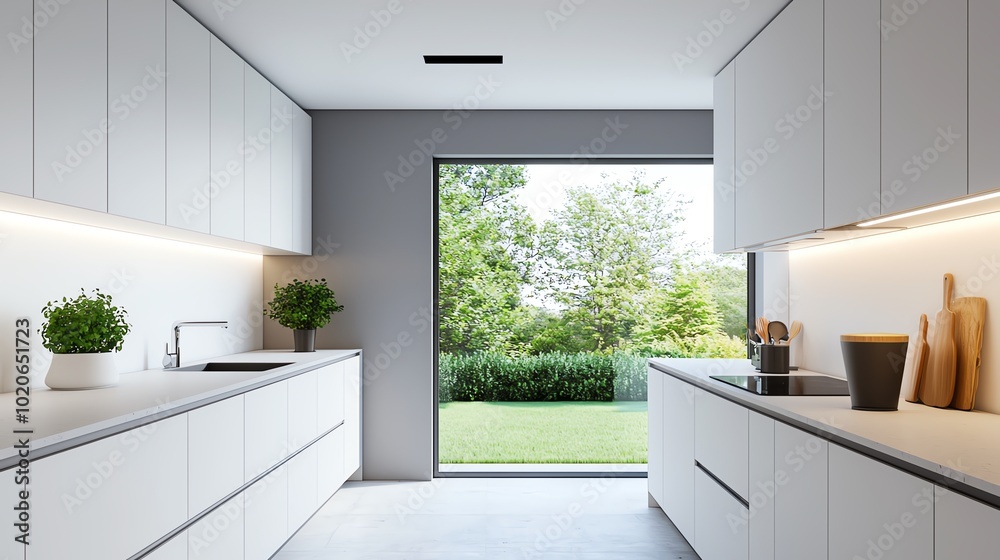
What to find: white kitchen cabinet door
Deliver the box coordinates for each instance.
[245,381,289,481]
[0,1,33,198]
[288,369,320,451]
[0,467,24,560]
[244,465,289,560]
[270,86,296,251]
[695,388,749,501]
[824,0,880,227]
[33,0,108,211]
[773,421,827,560]
[694,467,749,560]
[647,367,664,506]
[936,486,1000,558]
[970,0,1000,194]
[881,0,967,213]
[288,446,319,533]
[244,64,272,245]
[188,493,246,559]
[661,372,695,542]
[108,0,166,224]
[318,360,347,433]
[734,0,823,247]
[713,59,736,252]
[145,530,187,560]
[210,36,245,240]
[292,104,312,254]
[829,444,933,560]
[33,415,188,560]
[189,395,244,516]
[318,427,347,503]
[343,356,362,478]
[166,1,211,233]
[748,412,774,560]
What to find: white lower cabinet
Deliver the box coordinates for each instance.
[748,412,775,560]
[0,466,24,560]
[189,395,245,516]
[188,494,246,560]
[289,446,319,532]
[318,427,347,502]
[647,367,664,506]
[695,467,749,560]
[146,530,188,560]
[936,486,1000,557]
[245,380,289,481]
[288,369,320,451]
[661,371,695,542]
[695,388,749,500]
[774,422,827,560]
[829,444,933,560]
[33,415,188,560]
[244,464,289,560]
[343,356,362,478]
[318,360,347,432]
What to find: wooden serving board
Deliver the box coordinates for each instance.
[919,273,957,408]
[950,297,987,411]
[903,314,929,403]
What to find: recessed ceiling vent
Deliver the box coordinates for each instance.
[423,55,503,65]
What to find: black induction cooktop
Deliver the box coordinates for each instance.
[710,375,850,396]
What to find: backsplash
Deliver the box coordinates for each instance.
[789,211,1000,414]
[0,211,263,391]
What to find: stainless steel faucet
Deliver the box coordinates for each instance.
[163,321,229,368]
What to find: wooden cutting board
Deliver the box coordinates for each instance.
[950,297,987,410]
[903,314,929,403]
[919,273,957,408]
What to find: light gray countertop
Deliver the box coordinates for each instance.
[650,358,1000,508]
[0,349,360,469]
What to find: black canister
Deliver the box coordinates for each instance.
[840,334,909,411]
[759,344,790,374]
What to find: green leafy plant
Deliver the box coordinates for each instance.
[265,278,344,330]
[40,289,131,354]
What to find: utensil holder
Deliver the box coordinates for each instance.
[759,344,789,374]
[840,334,909,411]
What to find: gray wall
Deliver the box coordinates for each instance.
[263,110,713,480]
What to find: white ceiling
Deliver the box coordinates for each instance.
[175,0,789,110]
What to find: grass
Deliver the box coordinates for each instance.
[438,401,648,464]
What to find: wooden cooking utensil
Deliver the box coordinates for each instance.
[768,321,788,345]
[756,317,770,343]
[903,314,930,403]
[919,273,958,408]
[784,321,802,346]
[950,297,987,410]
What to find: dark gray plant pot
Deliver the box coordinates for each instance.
[293,329,316,352]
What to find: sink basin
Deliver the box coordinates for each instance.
[171,362,293,372]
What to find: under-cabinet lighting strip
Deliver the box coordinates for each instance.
[857,191,1000,227]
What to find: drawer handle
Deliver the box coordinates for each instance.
[696,461,750,509]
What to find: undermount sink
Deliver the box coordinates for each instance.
[171,362,293,372]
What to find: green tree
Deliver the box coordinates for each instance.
[640,271,721,341]
[540,173,687,352]
[686,255,748,338]
[438,164,538,354]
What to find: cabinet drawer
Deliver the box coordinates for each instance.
[647,367,664,506]
[695,467,749,560]
[695,388,749,500]
[245,381,289,481]
[288,369,319,451]
[318,360,347,432]
[189,395,244,516]
[936,486,1000,558]
[187,494,245,559]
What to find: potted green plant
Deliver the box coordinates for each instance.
[265,278,344,352]
[40,288,131,390]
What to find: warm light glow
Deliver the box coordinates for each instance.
[857,191,1000,227]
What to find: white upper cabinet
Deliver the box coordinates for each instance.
[0,0,33,198]
[244,64,272,245]
[33,0,108,211]
[293,105,313,254]
[936,486,1000,558]
[270,86,296,251]
[970,0,1000,194]
[829,444,933,560]
[734,0,823,247]
[166,1,211,233]
[880,0,967,214]
[107,0,166,224]
[713,60,736,253]
[210,36,246,240]
[824,0,881,228]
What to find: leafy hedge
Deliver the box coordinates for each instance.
[439,352,648,403]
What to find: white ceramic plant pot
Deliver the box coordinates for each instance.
[44,352,119,390]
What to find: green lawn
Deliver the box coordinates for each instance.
[438,401,648,464]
